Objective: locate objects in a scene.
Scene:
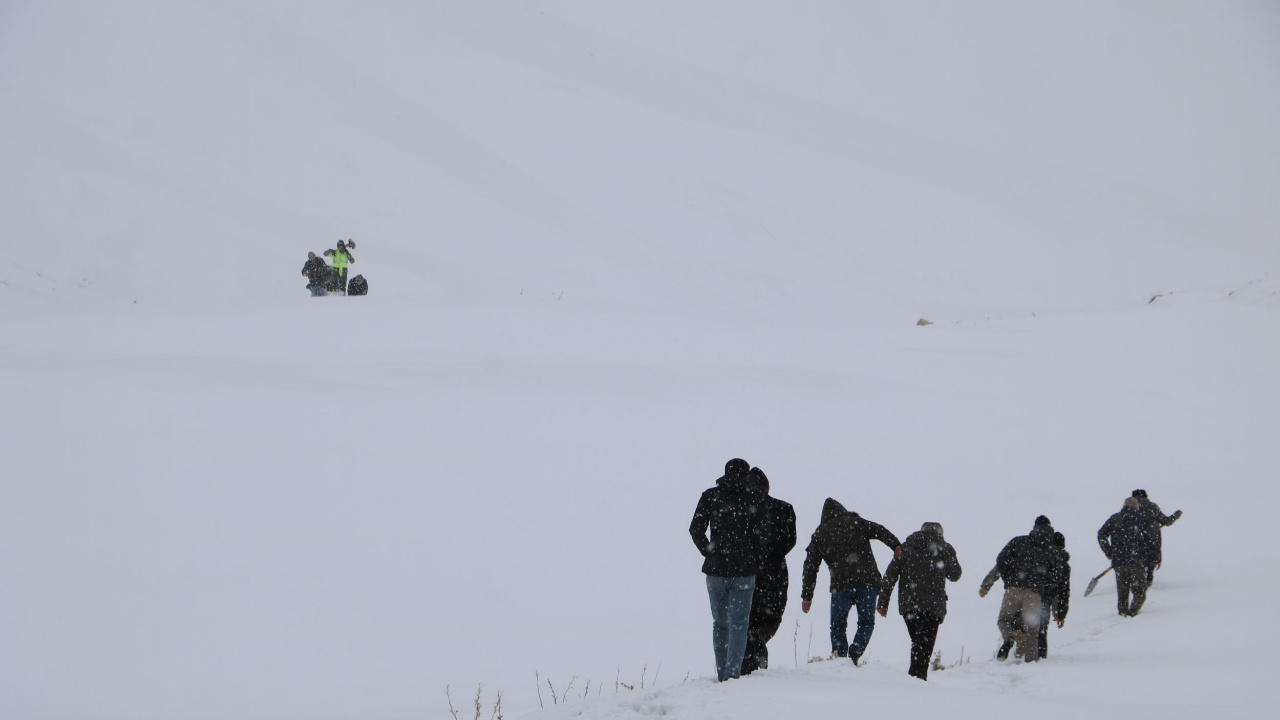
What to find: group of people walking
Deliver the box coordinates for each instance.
[689,459,1182,682]
[301,239,368,296]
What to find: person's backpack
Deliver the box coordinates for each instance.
[348,275,368,296]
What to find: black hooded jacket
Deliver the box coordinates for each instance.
[996,523,1066,596]
[1098,507,1159,567]
[747,468,796,571]
[879,528,962,622]
[302,257,329,288]
[690,463,768,578]
[800,498,901,601]
[1047,539,1071,619]
[1135,495,1179,563]
[980,538,1070,618]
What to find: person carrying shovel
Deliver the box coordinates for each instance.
[323,239,356,294]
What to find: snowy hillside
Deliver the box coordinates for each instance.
[2,2,1279,720]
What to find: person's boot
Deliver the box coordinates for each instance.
[996,638,1014,661]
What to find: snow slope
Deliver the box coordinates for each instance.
[2,2,1278,719]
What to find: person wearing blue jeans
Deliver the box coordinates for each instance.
[690,459,768,682]
[800,498,901,664]
[829,582,880,660]
[706,575,757,681]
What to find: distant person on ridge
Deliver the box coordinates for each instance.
[980,515,1065,662]
[741,466,796,675]
[689,458,768,682]
[1131,489,1182,584]
[323,239,356,295]
[877,522,961,680]
[301,252,329,296]
[800,498,901,664]
[347,274,368,296]
[1098,497,1158,617]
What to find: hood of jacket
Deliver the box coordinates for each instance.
[902,529,937,554]
[1119,506,1144,523]
[820,498,849,525]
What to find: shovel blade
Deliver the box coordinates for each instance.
[1084,576,1101,597]
[1083,567,1112,597]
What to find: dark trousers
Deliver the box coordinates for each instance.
[1116,564,1149,616]
[904,613,942,680]
[742,565,788,674]
[335,267,348,294]
[1037,599,1052,659]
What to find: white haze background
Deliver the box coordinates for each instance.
[2,2,1278,719]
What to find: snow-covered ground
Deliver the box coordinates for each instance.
[2,2,1278,719]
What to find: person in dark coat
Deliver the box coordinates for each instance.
[981,535,1069,661]
[980,516,1065,662]
[1098,497,1159,616]
[1131,489,1182,583]
[301,252,329,296]
[347,274,368,296]
[689,459,768,681]
[800,498,901,663]
[877,522,961,680]
[1036,532,1070,659]
[741,467,796,675]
